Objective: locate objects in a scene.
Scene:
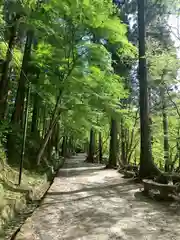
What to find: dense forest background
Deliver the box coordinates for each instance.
[0,0,180,234]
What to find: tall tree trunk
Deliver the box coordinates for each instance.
[121,118,126,165]
[55,122,60,154]
[0,20,18,119]
[68,137,76,155]
[138,0,160,178]
[66,137,71,157]
[148,88,154,146]
[42,108,47,138]
[31,72,40,134]
[61,136,67,158]
[177,127,180,168]
[31,93,39,134]
[37,115,58,165]
[47,135,53,161]
[98,132,103,163]
[11,30,33,126]
[160,87,169,172]
[107,118,117,168]
[18,82,30,185]
[86,128,95,163]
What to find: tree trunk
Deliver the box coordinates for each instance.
[177,126,180,168]
[31,93,39,134]
[107,118,117,168]
[55,122,60,153]
[11,30,33,126]
[121,118,127,165]
[66,137,71,157]
[98,132,103,163]
[47,136,53,161]
[149,88,154,146]
[86,128,95,163]
[61,136,67,158]
[138,0,160,178]
[42,108,47,138]
[160,87,169,172]
[18,82,30,185]
[68,137,76,155]
[0,21,18,119]
[37,115,58,165]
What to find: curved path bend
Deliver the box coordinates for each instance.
[15,154,180,240]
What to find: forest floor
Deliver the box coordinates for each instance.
[14,154,180,240]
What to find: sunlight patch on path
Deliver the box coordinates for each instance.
[15,154,180,240]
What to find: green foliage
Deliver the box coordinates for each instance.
[1,0,179,187]
[0,0,136,167]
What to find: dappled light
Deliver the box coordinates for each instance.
[14,154,180,239]
[0,0,180,238]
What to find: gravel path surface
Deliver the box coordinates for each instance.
[15,154,180,240]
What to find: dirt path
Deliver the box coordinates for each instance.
[15,154,180,240]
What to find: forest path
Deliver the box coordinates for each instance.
[15,154,180,240]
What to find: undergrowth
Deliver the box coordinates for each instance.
[0,145,63,237]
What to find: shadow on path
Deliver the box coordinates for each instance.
[15,154,180,240]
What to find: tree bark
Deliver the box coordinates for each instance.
[18,82,30,185]
[31,93,39,134]
[55,122,60,153]
[0,20,18,119]
[98,132,103,163]
[121,117,127,165]
[68,137,76,155]
[138,0,160,178]
[107,118,118,168]
[37,115,58,165]
[86,128,95,163]
[47,135,53,161]
[11,30,34,126]
[177,126,180,168]
[126,110,139,164]
[148,88,154,146]
[160,87,169,172]
[42,108,47,138]
[61,136,67,158]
